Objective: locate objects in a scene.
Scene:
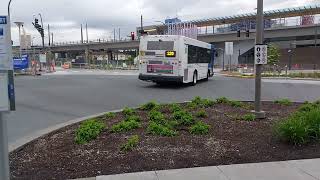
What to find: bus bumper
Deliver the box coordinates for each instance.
[139,74,183,83]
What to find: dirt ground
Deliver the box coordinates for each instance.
[10,102,320,180]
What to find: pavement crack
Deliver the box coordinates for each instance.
[217,166,232,180]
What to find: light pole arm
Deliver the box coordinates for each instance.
[8,0,13,17]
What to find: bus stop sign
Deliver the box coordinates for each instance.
[255,45,268,65]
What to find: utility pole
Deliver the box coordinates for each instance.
[81,24,83,43]
[51,33,53,45]
[48,24,50,46]
[254,0,266,119]
[85,23,88,43]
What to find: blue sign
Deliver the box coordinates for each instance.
[0,16,7,24]
[13,55,29,70]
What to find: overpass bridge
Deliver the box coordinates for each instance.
[18,5,320,68]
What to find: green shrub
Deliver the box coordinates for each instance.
[148,110,166,124]
[242,114,256,121]
[111,120,141,133]
[168,103,182,112]
[202,99,216,107]
[275,107,320,145]
[187,102,198,109]
[274,98,292,106]
[190,121,210,135]
[120,135,139,152]
[104,112,116,119]
[125,115,141,122]
[192,96,203,105]
[275,115,310,145]
[173,110,195,126]
[140,101,159,111]
[75,119,106,144]
[196,109,208,118]
[228,100,244,108]
[147,122,177,137]
[122,107,135,116]
[216,97,229,104]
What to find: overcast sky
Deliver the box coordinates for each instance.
[0,0,318,45]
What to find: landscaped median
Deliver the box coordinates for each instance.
[221,71,320,80]
[10,97,320,180]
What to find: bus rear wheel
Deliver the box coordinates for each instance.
[191,71,197,86]
[205,71,210,81]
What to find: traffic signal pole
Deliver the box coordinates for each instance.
[254,0,266,119]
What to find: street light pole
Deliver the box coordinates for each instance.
[254,0,266,119]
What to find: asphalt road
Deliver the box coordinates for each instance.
[4,73,320,146]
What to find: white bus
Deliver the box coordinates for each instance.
[138,35,215,85]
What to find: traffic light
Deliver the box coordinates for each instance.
[246,30,250,37]
[131,32,135,40]
[35,18,39,24]
[237,30,241,37]
[32,18,44,37]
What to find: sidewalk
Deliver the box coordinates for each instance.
[76,159,320,180]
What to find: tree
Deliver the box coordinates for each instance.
[267,44,281,65]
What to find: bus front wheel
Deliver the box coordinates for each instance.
[191,71,197,86]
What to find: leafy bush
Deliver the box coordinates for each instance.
[168,103,182,113]
[120,135,139,152]
[242,114,256,121]
[187,102,198,109]
[104,112,116,119]
[191,96,216,108]
[274,98,292,106]
[173,110,195,126]
[75,119,106,144]
[202,99,216,107]
[122,107,136,116]
[140,101,159,111]
[196,109,208,118]
[148,110,166,124]
[192,96,203,105]
[216,97,230,104]
[190,121,210,135]
[275,107,320,145]
[111,119,141,133]
[147,122,177,137]
[228,100,244,108]
[125,115,141,122]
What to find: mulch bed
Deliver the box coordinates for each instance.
[10,102,320,180]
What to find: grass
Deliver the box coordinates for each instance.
[190,121,210,135]
[216,97,229,104]
[75,119,106,144]
[120,135,139,152]
[242,114,256,121]
[274,98,292,106]
[275,103,320,145]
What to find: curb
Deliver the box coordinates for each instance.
[9,108,128,153]
[221,74,320,81]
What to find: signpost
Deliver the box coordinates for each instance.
[225,42,233,72]
[0,15,14,180]
[254,0,266,119]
